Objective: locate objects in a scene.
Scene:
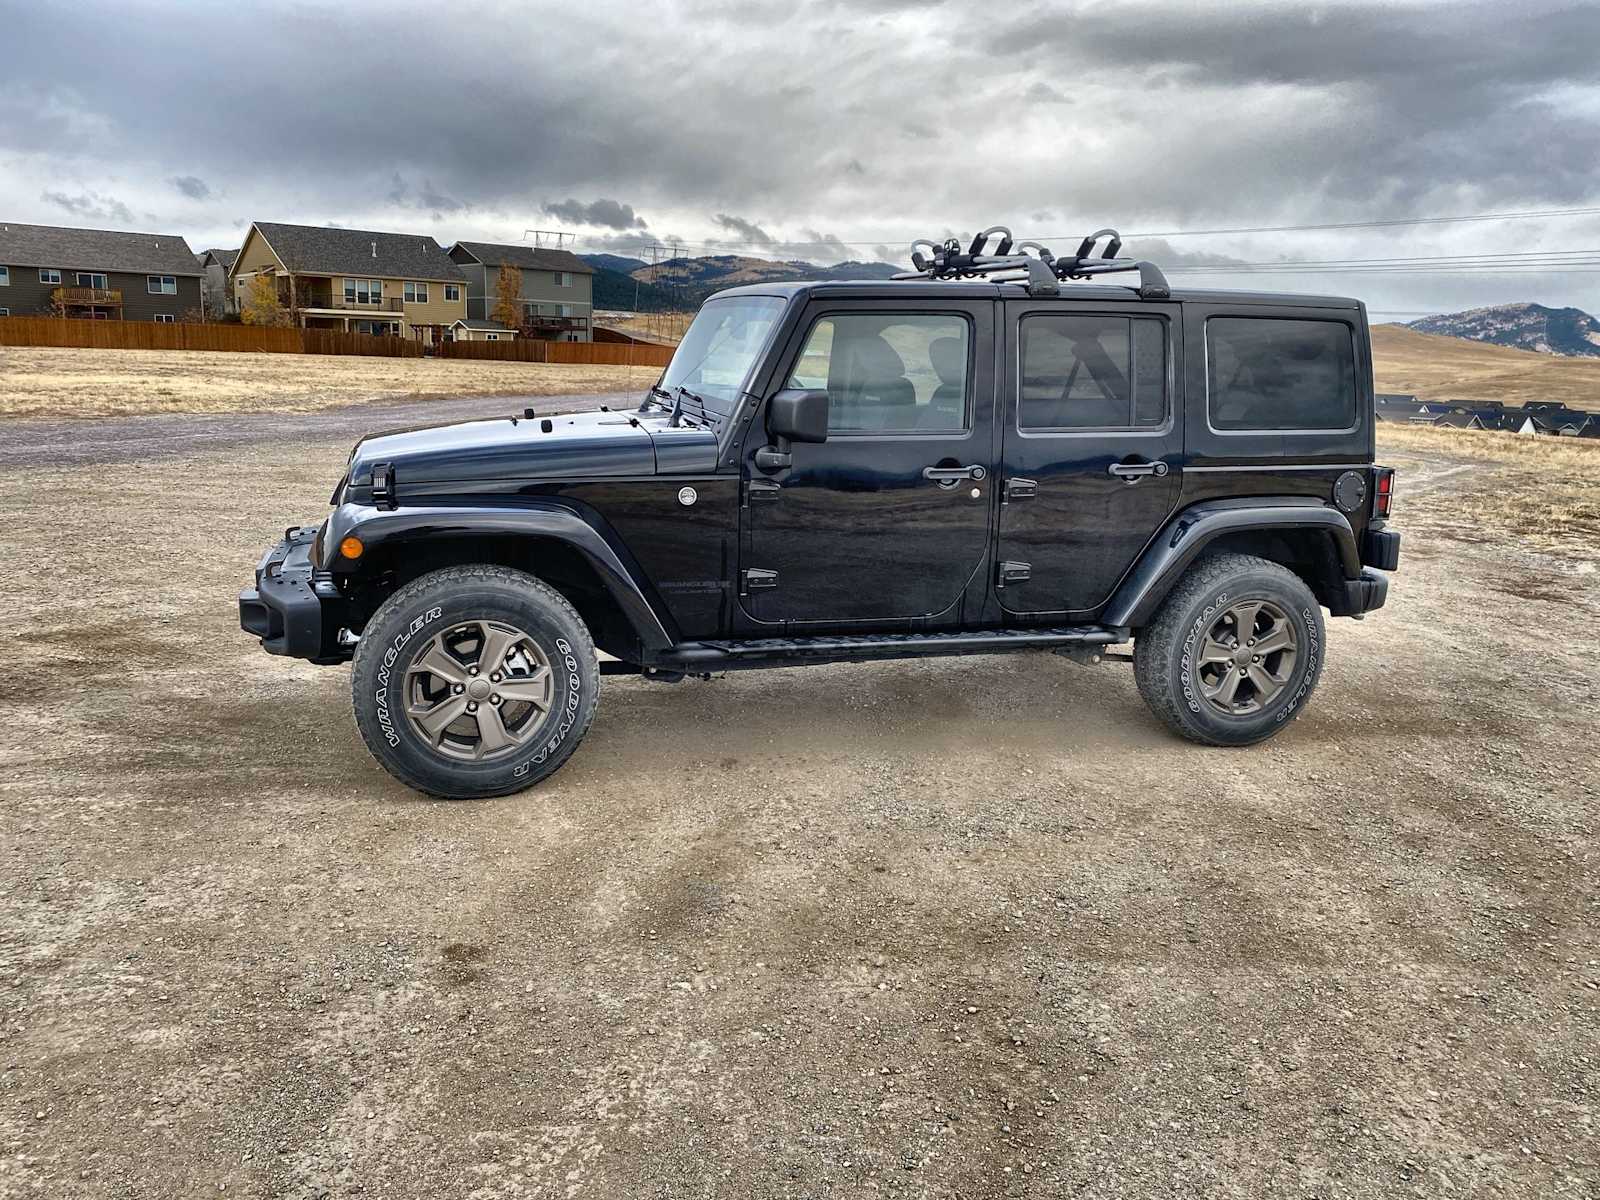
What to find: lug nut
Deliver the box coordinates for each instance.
[452,684,464,694]
[490,672,501,683]
[1253,655,1261,663]
[468,666,479,676]
[1247,638,1256,647]
[490,695,501,705]
[466,701,478,713]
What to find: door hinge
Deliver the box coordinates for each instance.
[1003,477,1037,502]
[746,479,781,503]
[741,568,779,594]
[997,561,1031,588]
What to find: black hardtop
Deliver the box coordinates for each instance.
[710,277,1363,310]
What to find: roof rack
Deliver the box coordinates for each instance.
[891,225,1170,300]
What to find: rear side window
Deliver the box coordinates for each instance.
[785,312,970,433]
[1019,314,1167,431]
[1207,317,1356,431]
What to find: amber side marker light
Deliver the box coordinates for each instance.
[339,536,364,560]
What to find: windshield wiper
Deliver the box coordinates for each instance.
[669,386,711,428]
[638,384,674,415]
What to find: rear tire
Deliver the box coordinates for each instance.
[351,565,600,798]
[1133,552,1325,747]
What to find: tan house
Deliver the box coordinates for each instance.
[449,318,517,342]
[230,221,467,343]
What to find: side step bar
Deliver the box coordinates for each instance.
[631,625,1126,674]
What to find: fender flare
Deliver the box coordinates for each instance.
[327,501,675,650]
[1103,498,1360,628]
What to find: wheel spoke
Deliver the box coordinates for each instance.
[477,624,521,676]
[495,667,551,709]
[1231,601,1263,640]
[409,694,470,744]
[1247,663,1281,701]
[1253,623,1294,655]
[409,641,468,687]
[473,703,517,757]
[1204,669,1245,706]
[1198,636,1235,666]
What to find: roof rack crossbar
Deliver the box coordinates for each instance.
[894,224,1169,299]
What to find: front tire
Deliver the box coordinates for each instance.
[1133,552,1325,747]
[351,565,600,798]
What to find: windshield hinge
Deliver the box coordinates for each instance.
[371,463,396,510]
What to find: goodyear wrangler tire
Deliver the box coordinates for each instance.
[1133,552,1325,747]
[351,565,599,799]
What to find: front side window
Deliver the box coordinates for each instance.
[39,268,60,284]
[404,281,428,304]
[1019,314,1167,431]
[444,283,460,302]
[76,272,107,289]
[658,294,786,417]
[785,312,970,433]
[147,275,177,295]
[1207,317,1357,431]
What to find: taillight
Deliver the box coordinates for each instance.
[1374,467,1395,518]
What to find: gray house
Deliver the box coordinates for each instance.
[447,241,595,341]
[198,247,239,318]
[0,221,201,321]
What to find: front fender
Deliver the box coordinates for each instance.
[1103,498,1361,628]
[324,500,675,650]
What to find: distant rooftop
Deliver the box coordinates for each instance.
[0,221,200,275]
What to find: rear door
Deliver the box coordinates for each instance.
[996,299,1183,616]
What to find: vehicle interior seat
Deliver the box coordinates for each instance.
[827,330,915,429]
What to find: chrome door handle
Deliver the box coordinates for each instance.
[1107,461,1169,483]
[923,464,987,484]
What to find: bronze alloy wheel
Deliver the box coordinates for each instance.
[1193,598,1299,716]
[403,620,556,761]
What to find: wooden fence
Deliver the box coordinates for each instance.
[302,328,423,358]
[439,339,675,368]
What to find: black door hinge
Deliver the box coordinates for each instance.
[746,479,781,503]
[741,568,779,594]
[997,561,1031,588]
[1003,477,1037,502]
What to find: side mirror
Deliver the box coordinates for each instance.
[767,389,829,445]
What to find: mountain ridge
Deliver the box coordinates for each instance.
[1407,302,1600,359]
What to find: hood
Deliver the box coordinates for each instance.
[346,408,718,489]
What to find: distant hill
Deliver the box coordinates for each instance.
[581,253,647,275]
[1372,324,1600,411]
[576,252,903,307]
[1407,303,1600,359]
[588,265,680,312]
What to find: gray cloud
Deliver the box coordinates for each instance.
[171,175,210,200]
[711,213,775,245]
[543,197,647,229]
[40,189,133,224]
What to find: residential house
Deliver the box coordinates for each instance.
[449,318,517,342]
[198,248,238,318]
[447,241,595,341]
[0,221,201,321]
[230,221,467,343]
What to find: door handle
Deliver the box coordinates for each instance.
[923,464,987,485]
[1107,460,1170,483]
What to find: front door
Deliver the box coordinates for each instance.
[741,299,996,627]
[996,300,1184,616]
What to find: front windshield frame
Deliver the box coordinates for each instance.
[656,295,788,419]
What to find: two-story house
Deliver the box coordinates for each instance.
[198,248,239,318]
[230,222,467,343]
[447,242,595,341]
[0,221,201,321]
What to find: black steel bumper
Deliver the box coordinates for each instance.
[238,526,348,662]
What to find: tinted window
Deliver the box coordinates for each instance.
[1207,318,1356,431]
[786,313,969,433]
[1019,314,1167,430]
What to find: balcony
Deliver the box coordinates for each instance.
[53,286,122,307]
[323,296,404,312]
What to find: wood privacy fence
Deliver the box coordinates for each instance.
[439,339,676,368]
[0,315,672,365]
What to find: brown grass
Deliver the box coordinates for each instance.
[598,312,695,344]
[1373,324,1600,410]
[0,346,655,418]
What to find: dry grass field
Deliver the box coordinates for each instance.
[1373,324,1600,409]
[0,346,656,419]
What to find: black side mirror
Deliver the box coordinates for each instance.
[756,389,830,472]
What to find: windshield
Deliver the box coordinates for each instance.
[657,296,786,416]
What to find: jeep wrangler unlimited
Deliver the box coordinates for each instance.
[240,227,1399,799]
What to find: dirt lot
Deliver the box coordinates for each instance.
[0,346,652,418]
[1,401,1597,1197]
[1372,325,1600,410]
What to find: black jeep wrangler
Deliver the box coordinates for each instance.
[240,228,1399,799]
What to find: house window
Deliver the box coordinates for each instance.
[444,283,460,302]
[76,272,108,289]
[154,313,176,323]
[404,281,428,304]
[485,333,500,341]
[39,269,60,284]
[0,308,9,316]
[147,275,177,295]
[0,266,8,285]
[555,271,572,287]
[343,278,381,306]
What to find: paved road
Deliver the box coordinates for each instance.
[0,391,629,469]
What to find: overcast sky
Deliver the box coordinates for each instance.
[5,0,1600,319]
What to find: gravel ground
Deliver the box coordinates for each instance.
[1,402,1596,1198]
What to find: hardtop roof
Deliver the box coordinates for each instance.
[706,278,1363,309]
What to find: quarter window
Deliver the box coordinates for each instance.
[404,281,429,304]
[785,312,970,433]
[147,275,177,295]
[39,269,60,284]
[1018,314,1168,430]
[1207,317,1356,431]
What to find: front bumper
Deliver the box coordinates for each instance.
[238,525,348,662]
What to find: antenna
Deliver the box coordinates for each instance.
[894,224,1170,299]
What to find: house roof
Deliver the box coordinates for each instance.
[452,318,516,331]
[200,247,238,268]
[0,221,200,275]
[249,221,465,282]
[450,241,593,275]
